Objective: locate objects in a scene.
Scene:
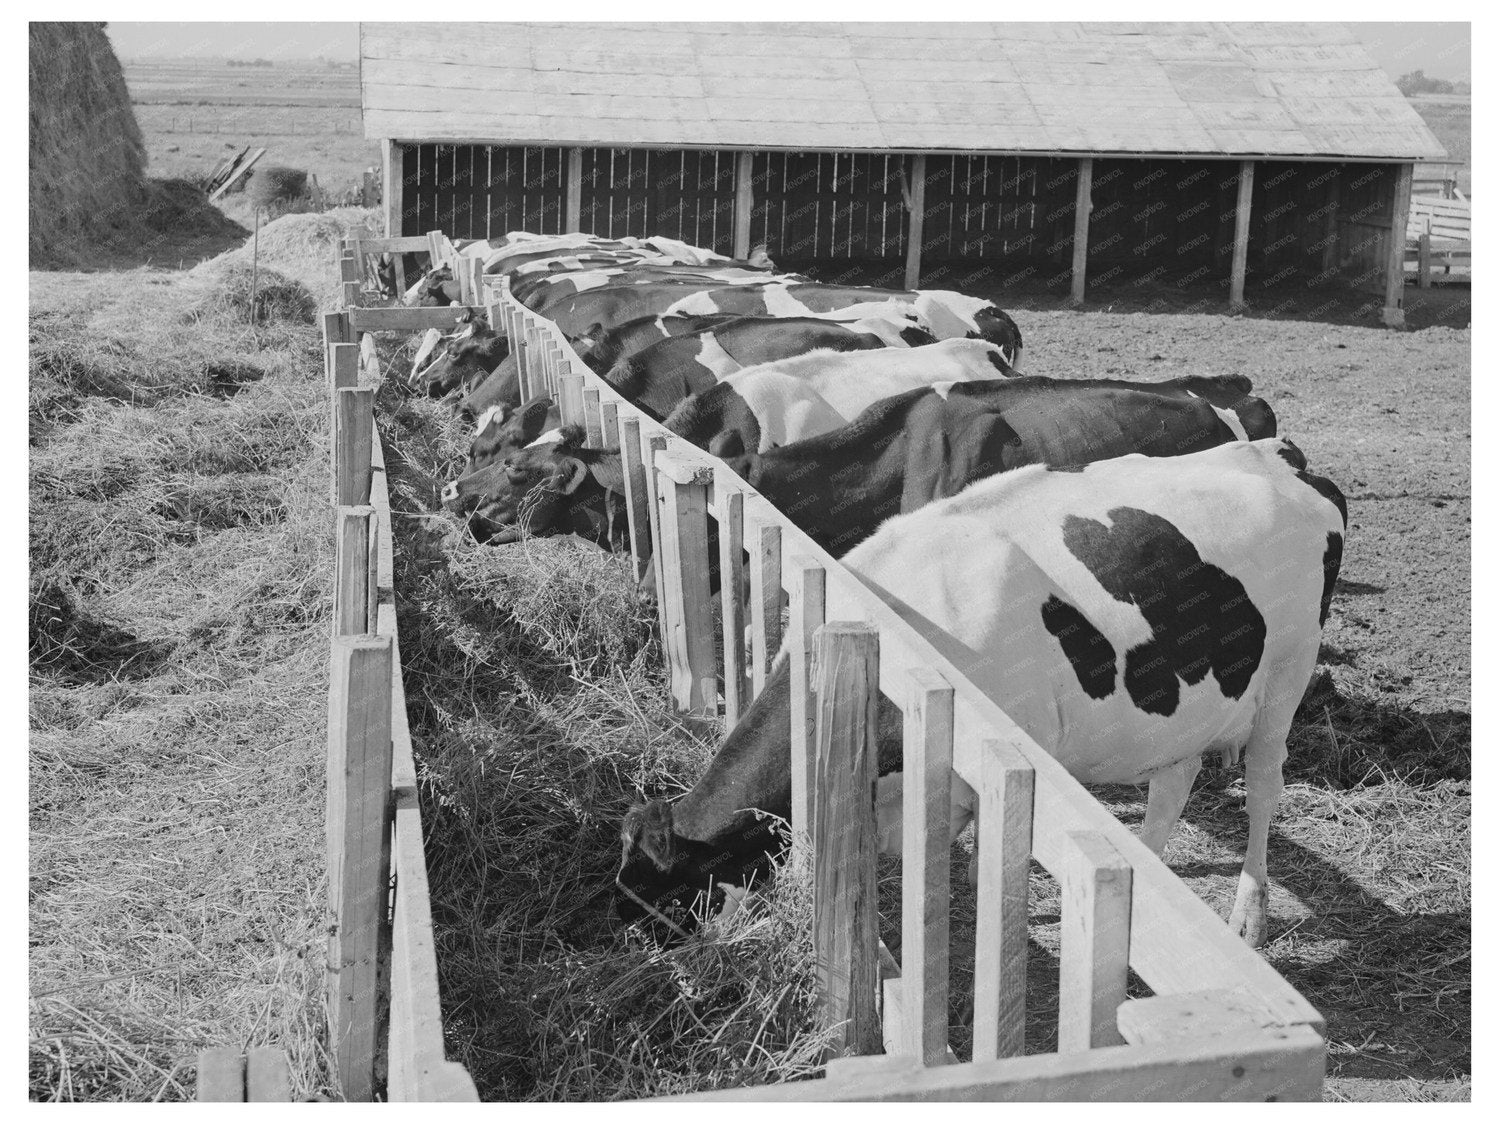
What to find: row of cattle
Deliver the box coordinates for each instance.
[399,231,1348,950]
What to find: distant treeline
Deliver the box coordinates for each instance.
[1398,70,1471,96]
[227,58,275,68]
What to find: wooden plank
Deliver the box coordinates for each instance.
[1418,231,1431,289]
[347,306,484,333]
[734,150,754,259]
[335,388,374,508]
[654,450,717,717]
[972,738,1035,1061]
[1058,830,1133,1054]
[558,372,585,429]
[195,1048,245,1101]
[1118,988,1299,1048]
[667,1026,1326,1101]
[811,622,882,1058]
[747,518,782,698]
[322,311,351,358]
[788,555,826,839]
[245,1048,292,1102]
[717,485,749,726]
[904,154,926,289]
[330,341,358,397]
[898,667,954,1066]
[208,146,265,201]
[617,415,652,582]
[1070,157,1093,304]
[566,146,583,232]
[600,401,619,451]
[327,635,394,1102]
[362,236,430,253]
[335,506,375,636]
[582,387,603,447]
[644,432,672,645]
[1229,159,1255,311]
[1383,163,1413,328]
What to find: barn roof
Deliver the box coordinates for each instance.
[360,22,1446,161]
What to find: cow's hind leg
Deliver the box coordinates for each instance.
[1139,755,1202,856]
[1228,705,1296,948]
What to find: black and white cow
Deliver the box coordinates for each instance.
[618,438,1348,947]
[663,339,1016,457]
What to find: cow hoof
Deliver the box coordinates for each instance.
[1227,877,1269,947]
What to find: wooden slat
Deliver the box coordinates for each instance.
[583,386,603,448]
[1058,830,1133,1054]
[747,518,782,697]
[362,236,430,254]
[335,506,375,636]
[788,555,826,838]
[717,485,749,726]
[897,668,954,1066]
[811,622,882,1058]
[558,370,585,429]
[347,307,484,333]
[245,1048,292,1102]
[654,450,717,716]
[330,341,358,397]
[617,415,651,582]
[335,388,374,508]
[196,1048,245,1101]
[1118,988,1299,1048]
[327,635,394,1101]
[643,432,672,644]
[971,738,1035,1061]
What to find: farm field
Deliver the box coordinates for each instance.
[121,59,378,200]
[372,293,1469,1101]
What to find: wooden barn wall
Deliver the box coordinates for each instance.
[1246,161,1342,286]
[404,143,567,240]
[1332,162,1397,290]
[749,152,911,270]
[577,148,736,253]
[1084,158,1241,285]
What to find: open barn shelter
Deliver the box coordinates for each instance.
[361,22,1445,326]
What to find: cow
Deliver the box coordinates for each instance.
[604,314,937,420]
[457,396,561,477]
[663,338,1016,457]
[660,285,1023,369]
[617,438,1348,948]
[413,317,510,399]
[404,264,463,307]
[719,374,1275,555]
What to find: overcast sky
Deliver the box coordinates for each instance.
[105,21,1471,81]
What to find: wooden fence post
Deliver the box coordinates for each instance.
[336,506,376,636]
[718,485,749,726]
[617,415,652,583]
[582,387,603,448]
[971,738,1035,1061]
[330,340,358,397]
[558,371,585,428]
[654,450,717,717]
[643,433,671,643]
[336,388,374,507]
[747,519,782,698]
[788,555,826,839]
[1418,230,1432,289]
[600,401,619,450]
[899,668,954,1066]
[1058,830,1133,1054]
[326,634,394,1102]
[811,621,881,1058]
[426,230,444,272]
[341,252,361,309]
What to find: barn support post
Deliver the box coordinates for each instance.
[734,151,754,260]
[653,451,717,718]
[1058,830,1133,1054]
[1320,169,1341,280]
[904,154,927,290]
[811,622,882,1059]
[565,147,583,233]
[382,140,407,290]
[1229,160,1255,312]
[1070,157,1093,305]
[1383,163,1414,328]
[326,633,394,1102]
[971,738,1035,1060]
[898,668,954,1066]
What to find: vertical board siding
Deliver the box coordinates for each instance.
[576,148,735,250]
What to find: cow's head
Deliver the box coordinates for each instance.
[970,305,1024,370]
[405,265,462,307]
[463,396,558,476]
[418,320,508,399]
[438,424,620,545]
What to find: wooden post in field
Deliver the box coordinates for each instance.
[734,151,755,260]
[654,450,716,717]
[899,668,954,1066]
[718,485,749,726]
[810,621,881,1057]
[336,388,374,507]
[1058,830,1133,1053]
[326,634,394,1102]
[904,154,927,290]
[747,518,782,697]
[1071,157,1094,305]
[1228,160,1255,312]
[1383,163,1414,328]
[335,506,375,636]
[617,415,652,582]
[788,555,826,838]
[971,738,1035,1060]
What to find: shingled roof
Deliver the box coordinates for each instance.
[361,22,1445,161]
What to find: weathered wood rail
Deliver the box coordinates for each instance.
[340,230,1327,1102]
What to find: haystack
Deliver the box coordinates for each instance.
[29,23,147,266]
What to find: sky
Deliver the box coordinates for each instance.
[104,21,1471,82]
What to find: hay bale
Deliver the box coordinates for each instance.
[248,166,309,213]
[29,23,147,266]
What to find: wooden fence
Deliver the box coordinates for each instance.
[335,230,1327,1101]
[1405,194,1472,287]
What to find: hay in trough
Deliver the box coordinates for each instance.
[29,23,147,267]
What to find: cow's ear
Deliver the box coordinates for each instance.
[556,456,590,495]
[624,801,676,871]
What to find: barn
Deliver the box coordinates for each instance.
[360,22,1445,327]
